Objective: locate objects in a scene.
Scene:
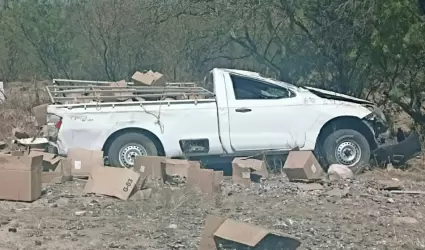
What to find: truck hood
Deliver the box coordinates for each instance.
[303,86,374,105]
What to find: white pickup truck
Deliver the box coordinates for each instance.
[45,68,421,170]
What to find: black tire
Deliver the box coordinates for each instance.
[321,129,371,173]
[107,132,158,168]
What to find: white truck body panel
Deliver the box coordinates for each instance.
[47,68,373,158]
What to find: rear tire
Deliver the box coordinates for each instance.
[107,132,158,168]
[321,129,371,173]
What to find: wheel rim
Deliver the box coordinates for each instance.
[118,143,148,168]
[335,140,362,166]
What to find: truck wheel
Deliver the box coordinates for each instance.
[322,129,371,173]
[107,132,158,168]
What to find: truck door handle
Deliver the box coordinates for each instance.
[235,108,252,113]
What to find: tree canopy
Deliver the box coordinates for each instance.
[0,0,424,128]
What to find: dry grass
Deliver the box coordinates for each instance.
[0,82,50,142]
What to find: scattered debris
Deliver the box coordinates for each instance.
[132,70,166,86]
[392,216,418,225]
[283,151,323,182]
[327,164,354,181]
[12,128,29,139]
[129,188,152,201]
[296,183,324,191]
[390,190,425,195]
[231,158,269,186]
[0,141,6,150]
[74,211,87,216]
[199,215,302,250]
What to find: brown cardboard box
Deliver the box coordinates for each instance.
[187,169,223,194]
[134,156,167,179]
[283,151,323,181]
[0,155,42,202]
[84,166,141,200]
[231,158,269,186]
[42,172,63,184]
[67,148,104,178]
[46,159,73,184]
[199,215,301,250]
[161,159,200,178]
[32,104,49,126]
[29,151,63,171]
[132,70,166,86]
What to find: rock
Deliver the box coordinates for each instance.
[8,228,17,233]
[327,164,354,181]
[387,198,395,203]
[12,128,29,139]
[74,211,86,216]
[167,224,178,229]
[296,183,324,191]
[392,216,418,225]
[326,188,349,198]
[35,240,42,246]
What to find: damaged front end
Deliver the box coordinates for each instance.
[362,104,422,167]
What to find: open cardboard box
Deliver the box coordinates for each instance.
[199,215,301,249]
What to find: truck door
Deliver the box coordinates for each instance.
[225,73,305,152]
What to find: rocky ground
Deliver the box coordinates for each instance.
[0,166,424,250]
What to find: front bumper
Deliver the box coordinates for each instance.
[372,130,422,167]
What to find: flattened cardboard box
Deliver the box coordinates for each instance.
[232,158,269,186]
[199,215,301,250]
[67,148,104,177]
[84,166,140,200]
[132,70,166,86]
[283,151,323,181]
[187,168,223,194]
[0,155,42,202]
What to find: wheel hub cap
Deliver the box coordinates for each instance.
[119,144,147,168]
[335,140,361,166]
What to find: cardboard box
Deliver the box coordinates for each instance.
[199,215,301,250]
[187,169,223,194]
[231,158,269,186]
[0,155,42,202]
[132,70,166,86]
[84,166,141,200]
[67,148,104,177]
[45,159,73,184]
[32,104,48,126]
[282,151,323,181]
[29,151,63,171]
[161,159,200,178]
[134,156,167,179]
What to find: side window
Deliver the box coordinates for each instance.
[230,75,293,100]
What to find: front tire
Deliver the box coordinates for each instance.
[321,129,371,173]
[107,132,158,168]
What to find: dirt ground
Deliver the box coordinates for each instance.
[0,167,424,250]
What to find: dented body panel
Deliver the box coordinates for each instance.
[47,68,384,160]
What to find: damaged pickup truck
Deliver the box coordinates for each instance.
[44,68,421,170]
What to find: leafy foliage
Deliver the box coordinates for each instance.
[0,0,424,126]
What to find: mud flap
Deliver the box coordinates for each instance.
[372,131,422,167]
